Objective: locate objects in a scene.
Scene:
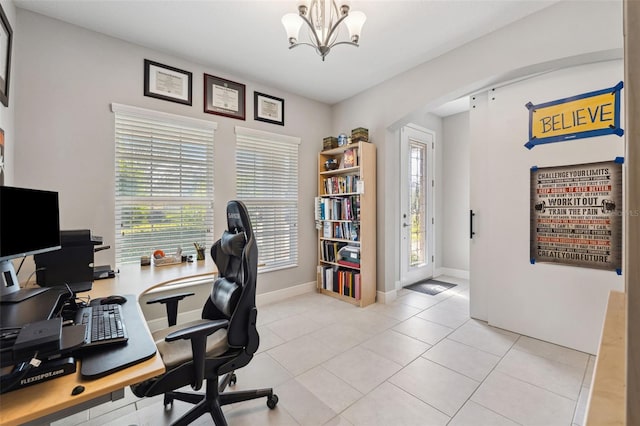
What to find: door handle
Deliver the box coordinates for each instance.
[470,210,476,239]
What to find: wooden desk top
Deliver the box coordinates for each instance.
[585,290,626,425]
[0,259,218,426]
[90,257,219,299]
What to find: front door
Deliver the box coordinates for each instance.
[400,124,435,286]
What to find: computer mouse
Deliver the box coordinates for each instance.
[101,295,127,305]
[71,385,85,395]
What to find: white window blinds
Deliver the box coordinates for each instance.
[235,126,300,272]
[112,103,217,265]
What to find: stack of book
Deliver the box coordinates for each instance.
[318,196,360,221]
[321,241,347,262]
[322,221,359,240]
[321,242,361,266]
[321,265,361,300]
[322,175,359,194]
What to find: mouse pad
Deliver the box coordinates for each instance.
[80,294,157,379]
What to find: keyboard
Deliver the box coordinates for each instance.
[75,303,129,348]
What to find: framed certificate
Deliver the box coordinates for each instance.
[204,74,246,120]
[144,59,192,106]
[254,92,284,126]
[0,128,4,185]
[0,4,13,107]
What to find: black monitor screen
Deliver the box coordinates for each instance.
[0,186,61,261]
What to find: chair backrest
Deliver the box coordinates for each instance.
[204,200,258,349]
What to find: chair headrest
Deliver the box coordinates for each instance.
[221,231,245,257]
[226,200,253,240]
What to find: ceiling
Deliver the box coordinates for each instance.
[15,0,560,108]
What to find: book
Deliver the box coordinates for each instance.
[338,259,360,269]
[323,221,332,238]
[315,197,321,220]
[324,266,333,290]
[343,148,356,168]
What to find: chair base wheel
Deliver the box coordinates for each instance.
[267,394,278,409]
[163,393,174,408]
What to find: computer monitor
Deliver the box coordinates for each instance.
[0,186,61,298]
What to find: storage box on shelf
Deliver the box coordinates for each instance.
[316,141,376,307]
[323,136,338,151]
[351,127,369,143]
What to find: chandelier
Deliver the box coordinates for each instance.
[281,1,366,61]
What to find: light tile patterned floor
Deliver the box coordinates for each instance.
[51,276,594,426]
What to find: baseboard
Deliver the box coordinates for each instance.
[436,268,469,280]
[256,281,316,306]
[377,288,397,304]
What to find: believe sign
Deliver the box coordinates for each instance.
[524,82,624,149]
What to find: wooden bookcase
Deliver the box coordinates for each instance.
[316,141,376,307]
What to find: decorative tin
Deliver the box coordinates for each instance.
[323,136,338,150]
[351,127,369,143]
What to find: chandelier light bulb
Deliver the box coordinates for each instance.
[343,10,366,43]
[282,13,304,44]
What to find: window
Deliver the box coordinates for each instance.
[112,103,216,265]
[235,126,300,272]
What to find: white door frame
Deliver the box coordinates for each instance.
[399,124,435,288]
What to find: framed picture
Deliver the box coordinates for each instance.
[0,4,13,107]
[0,128,4,185]
[204,74,245,120]
[254,92,284,126]
[144,59,192,106]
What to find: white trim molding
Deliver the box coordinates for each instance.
[235,125,301,146]
[436,268,470,280]
[377,288,398,304]
[111,102,218,130]
[256,281,316,306]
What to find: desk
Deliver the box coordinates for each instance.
[0,258,218,426]
[585,290,626,425]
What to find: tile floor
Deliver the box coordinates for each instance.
[51,276,594,426]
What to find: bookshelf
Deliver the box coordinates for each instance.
[316,141,376,307]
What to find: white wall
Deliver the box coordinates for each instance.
[13,9,331,294]
[10,1,624,317]
[470,60,624,354]
[331,0,622,294]
[442,112,470,273]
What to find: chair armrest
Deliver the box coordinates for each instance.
[146,292,195,327]
[165,319,229,391]
[165,319,229,342]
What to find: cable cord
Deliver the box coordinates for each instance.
[21,267,45,288]
[0,352,40,394]
[15,256,26,275]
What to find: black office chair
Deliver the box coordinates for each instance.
[131,200,278,426]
